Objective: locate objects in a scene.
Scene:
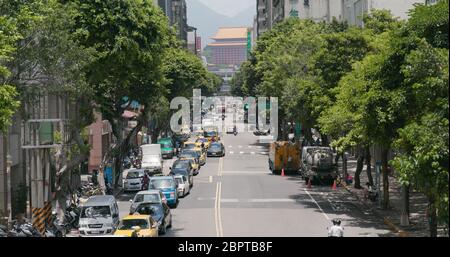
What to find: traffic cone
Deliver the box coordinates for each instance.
[281,169,285,177]
[332,180,337,190]
[307,179,312,189]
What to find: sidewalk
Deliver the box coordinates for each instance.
[338,155,446,237]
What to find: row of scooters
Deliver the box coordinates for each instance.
[0,203,81,237]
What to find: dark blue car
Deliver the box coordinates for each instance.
[149,176,178,208]
[134,202,172,235]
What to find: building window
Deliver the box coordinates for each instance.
[304,0,309,7]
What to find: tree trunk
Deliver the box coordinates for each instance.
[381,147,390,209]
[401,184,410,226]
[428,196,438,237]
[321,134,329,146]
[365,145,374,186]
[343,153,348,181]
[354,146,364,189]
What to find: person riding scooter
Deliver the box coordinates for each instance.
[328,219,344,237]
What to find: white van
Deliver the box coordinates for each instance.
[140,144,163,173]
[78,195,120,236]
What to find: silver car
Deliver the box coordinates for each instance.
[174,175,190,197]
[129,190,167,214]
[123,169,148,191]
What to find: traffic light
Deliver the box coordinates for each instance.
[244,104,249,111]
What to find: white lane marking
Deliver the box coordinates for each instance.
[220,198,239,203]
[221,171,271,174]
[209,176,212,183]
[251,152,255,155]
[215,182,220,237]
[248,146,252,148]
[216,182,223,237]
[304,189,331,221]
[229,145,233,148]
[238,145,242,148]
[239,151,244,154]
[229,151,234,154]
[259,152,268,155]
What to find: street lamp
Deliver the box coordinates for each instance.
[187,26,198,56]
[6,154,12,224]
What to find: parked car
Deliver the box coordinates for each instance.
[123,169,148,191]
[134,202,172,235]
[149,176,178,208]
[226,126,235,134]
[158,138,175,159]
[129,190,167,214]
[170,159,194,187]
[207,142,225,157]
[174,174,190,197]
[114,215,158,237]
[78,195,120,236]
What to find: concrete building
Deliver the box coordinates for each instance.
[285,0,344,22]
[0,93,79,222]
[87,112,113,173]
[341,0,429,27]
[154,0,188,45]
[256,0,437,39]
[256,0,272,36]
[208,27,249,66]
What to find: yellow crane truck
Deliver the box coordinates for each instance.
[268,141,301,174]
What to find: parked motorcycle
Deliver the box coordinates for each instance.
[9,221,41,237]
[45,212,65,237]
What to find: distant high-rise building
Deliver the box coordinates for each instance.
[154,0,188,46]
[256,0,436,38]
[208,27,249,66]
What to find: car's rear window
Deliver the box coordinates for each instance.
[118,219,149,230]
[126,171,142,179]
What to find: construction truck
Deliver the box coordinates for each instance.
[268,141,301,174]
[300,146,337,184]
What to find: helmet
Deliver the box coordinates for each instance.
[333,219,341,225]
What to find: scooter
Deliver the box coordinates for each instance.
[45,213,65,237]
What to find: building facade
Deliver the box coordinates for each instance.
[257,0,436,38]
[208,27,249,66]
[153,0,188,45]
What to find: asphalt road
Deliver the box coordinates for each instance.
[117,121,393,237]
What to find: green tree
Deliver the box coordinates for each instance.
[391,41,448,236]
[0,15,20,132]
[407,0,449,48]
[72,0,173,187]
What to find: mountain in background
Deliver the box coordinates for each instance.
[186,0,255,49]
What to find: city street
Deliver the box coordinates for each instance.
[116,125,393,237]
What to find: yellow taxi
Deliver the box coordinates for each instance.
[191,129,204,138]
[195,136,210,149]
[183,141,197,150]
[179,150,200,173]
[114,214,158,237]
[204,129,220,142]
[194,147,206,166]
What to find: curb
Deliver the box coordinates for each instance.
[114,188,124,198]
[341,183,410,237]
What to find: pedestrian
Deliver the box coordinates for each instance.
[142,172,149,190]
[91,169,98,186]
[328,219,344,237]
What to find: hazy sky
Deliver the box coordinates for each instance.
[196,0,255,17]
